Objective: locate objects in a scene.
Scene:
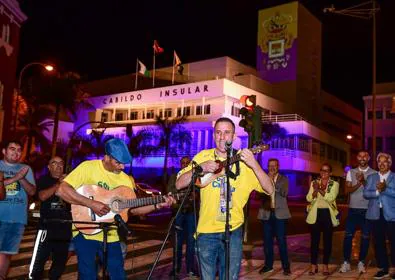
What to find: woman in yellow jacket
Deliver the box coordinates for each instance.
[306,163,339,275]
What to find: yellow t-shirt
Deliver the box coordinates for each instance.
[64,160,135,242]
[178,149,267,233]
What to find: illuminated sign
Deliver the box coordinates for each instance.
[257,2,298,83]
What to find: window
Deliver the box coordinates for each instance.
[115,113,123,121]
[130,111,138,120]
[376,110,383,119]
[386,137,395,150]
[231,105,240,117]
[367,137,383,151]
[204,105,211,115]
[146,110,155,119]
[176,107,191,116]
[196,105,202,115]
[327,145,333,160]
[386,110,395,119]
[312,140,319,155]
[320,143,326,157]
[2,24,10,44]
[377,137,383,152]
[297,137,309,152]
[101,112,108,122]
[164,108,172,118]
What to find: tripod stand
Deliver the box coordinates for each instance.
[146,165,200,280]
[45,218,120,280]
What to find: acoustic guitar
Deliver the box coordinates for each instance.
[71,185,181,235]
[196,143,270,188]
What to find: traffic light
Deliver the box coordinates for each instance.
[239,95,262,146]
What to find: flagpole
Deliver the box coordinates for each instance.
[135,58,139,90]
[172,50,176,85]
[153,48,156,88]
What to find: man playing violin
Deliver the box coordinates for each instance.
[176,117,273,280]
[56,138,174,279]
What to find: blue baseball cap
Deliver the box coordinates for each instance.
[105,138,132,164]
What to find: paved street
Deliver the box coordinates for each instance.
[8,220,386,279]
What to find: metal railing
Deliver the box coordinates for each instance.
[262,114,305,123]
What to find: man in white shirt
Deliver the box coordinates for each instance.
[340,150,376,274]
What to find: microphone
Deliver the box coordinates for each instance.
[192,161,203,174]
[225,140,232,151]
[114,214,131,235]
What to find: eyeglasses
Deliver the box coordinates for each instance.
[50,161,64,166]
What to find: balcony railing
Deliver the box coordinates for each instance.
[262,114,305,123]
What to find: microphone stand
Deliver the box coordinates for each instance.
[146,164,200,280]
[44,218,117,280]
[224,147,232,280]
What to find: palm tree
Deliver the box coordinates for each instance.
[261,122,288,141]
[86,129,114,159]
[153,115,192,187]
[126,126,158,172]
[16,95,53,161]
[35,72,94,157]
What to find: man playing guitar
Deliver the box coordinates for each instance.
[56,138,174,279]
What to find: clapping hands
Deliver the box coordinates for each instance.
[376,180,386,193]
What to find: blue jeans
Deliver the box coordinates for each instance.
[73,234,126,280]
[342,208,370,263]
[262,212,290,269]
[196,226,243,280]
[175,212,196,273]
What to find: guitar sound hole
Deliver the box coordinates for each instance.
[111,200,120,212]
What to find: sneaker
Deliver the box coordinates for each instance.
[358,261,366,274]
[283,268,291,276]
[339,262,351,273]
[374,270,389,279]
[259,266,274,274]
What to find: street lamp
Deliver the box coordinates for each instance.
[14,62,55,132]
[324,1,379,167]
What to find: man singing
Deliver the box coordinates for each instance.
[176,117,273,279]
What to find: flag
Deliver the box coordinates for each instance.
[138,60,150,76]
[153,40,164,55]
[174,51,182,66]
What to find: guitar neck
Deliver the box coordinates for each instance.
[220,145,267,166]
[121,196,164,210]
[224,153,241,166]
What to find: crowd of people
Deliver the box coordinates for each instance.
[0,117,394,280]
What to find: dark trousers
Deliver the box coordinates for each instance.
[262,212,290,269]
[370,209,395,272]
[310,208,333,265]
[173,212,196,273]
[29,229,70,280]
[343,208,370,263]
